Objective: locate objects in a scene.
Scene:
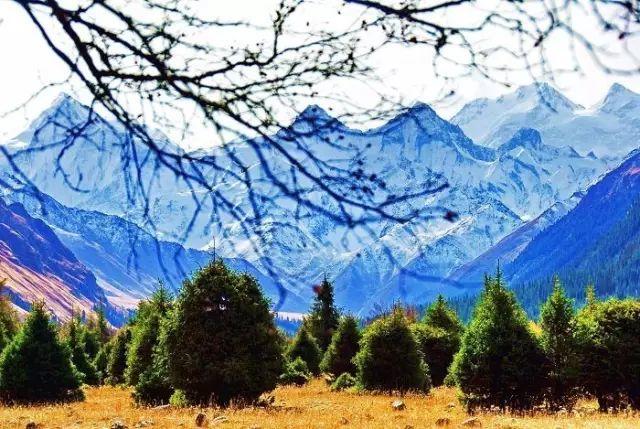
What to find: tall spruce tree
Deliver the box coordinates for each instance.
[163,260,283,406]
[450,270,546,412]
[287,326,322,375]
[354,307,430,393]
[540,277,580,411]
[126,285,172,386]
[106,327,131,385]
[307,277,340,351]
[133,322,174,405]
[413,295,464,386]
[320,315,361,377]
[0,302,83,403]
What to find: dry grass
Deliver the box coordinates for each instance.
[1,380,639,428]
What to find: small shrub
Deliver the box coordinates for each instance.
[169,389,189,407]
[279,357,311,386]
[331,372,356,391]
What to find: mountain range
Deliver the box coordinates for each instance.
[1,82,639,321]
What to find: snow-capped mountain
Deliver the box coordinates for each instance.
[452,83,640,158]
[0,86,624,314]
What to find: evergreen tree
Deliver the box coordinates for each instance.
[133,323,173,405]
[575,298,640,411]
[126,285,172,386]
[80,327,101,361]
[287,327,322,375]
[307,277,340,351]
[414,295,464,386]
[320,315,360,377]
[0,302,83,403]
[450,270,546,412]
[539,277,580,411]
[64,314,99,386]
[106,327,131,385]
[93,341,112,384]
[163,260,283,406]
[354,307,430,393]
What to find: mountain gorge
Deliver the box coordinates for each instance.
[0,83,639,318]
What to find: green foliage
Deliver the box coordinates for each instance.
[423,295,465,333]
[320,316,360,376]
[63,314,99,386]
[131,286,174,405]
[287,327,322,375]
[331,372,356,391]
[414,296,463,387]
[126,285,172,386]
[306,277,340,351]
[169,389,189,407]
[132,350,173,405]
[106,327,131,385]
[412,325,457,388]
[0,302,83,403]
[574,298,640,411]
[450,271,546,412]
[279,357,311,386]
[163,260,283,406]
[0,279,18,340]
[93,342,112,384]
[354,308,430,393]
[540,277,580,411]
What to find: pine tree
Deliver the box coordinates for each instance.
[575,298,640,411]
[414,295,464,386]
[133,324,173,405]
[540,277,580,411]
[307,277,340,351]
[106,327,131,385]
[126,285,172,386]
[287,327,322,375]
[0,302,83,403]
[354,307,430,393]
[450,270,546,412]
[163,260,283,406]
[64,313,99,386]
[320,315,360,377]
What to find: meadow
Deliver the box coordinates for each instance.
[2,379,639,429]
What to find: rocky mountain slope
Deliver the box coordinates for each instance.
[0,197,119,323]
[1,84,631,314]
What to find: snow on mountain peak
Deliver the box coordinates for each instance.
[289,104,345,133]
[599,83,640,114]
[499,128,543,153]
[514,82,581,112]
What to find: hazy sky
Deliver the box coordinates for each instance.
[1,0,639,148]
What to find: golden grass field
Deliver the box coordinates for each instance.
[1,379,639,429]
